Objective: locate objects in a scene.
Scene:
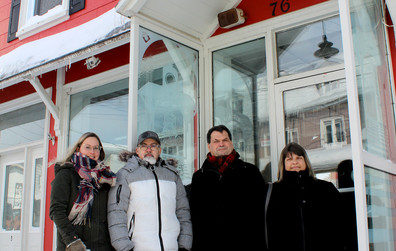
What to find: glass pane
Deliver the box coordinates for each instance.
[276,16,343,77]
[138,27,198,183]
[2,163,24,231]
[365,167,396,250]
[350,0,396,161]
[0,103,45,149]
[212,38,271,182]
[283,79,351,182]
[32,158,43,228]
[69,78,128,172]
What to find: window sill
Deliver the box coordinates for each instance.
[17,6,69,40]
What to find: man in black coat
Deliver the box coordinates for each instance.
[189,125,267,251]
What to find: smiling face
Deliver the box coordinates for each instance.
[78,136,101,161]
[284,152,307,172]
[207,130,234,157]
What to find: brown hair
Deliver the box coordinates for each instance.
[277,142,315,181]
[60,132,105,163]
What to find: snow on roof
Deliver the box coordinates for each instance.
[0,8,130,84]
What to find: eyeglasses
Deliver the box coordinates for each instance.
[139,144,160,151]
[81,144,102,152]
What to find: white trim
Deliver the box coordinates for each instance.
[0,91,44,115]
[129,17,140,150]
[338,0,370,250]
[17,0,70,40]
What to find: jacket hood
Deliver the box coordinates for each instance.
[118,150,178,167]
[54,162,75,175]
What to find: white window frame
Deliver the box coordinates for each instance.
[17,0,70,40]
[320,116,347,148]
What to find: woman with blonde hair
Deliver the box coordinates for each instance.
[266,142,347,251]
[50,132,116,251]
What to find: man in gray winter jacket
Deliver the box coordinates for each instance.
[108,131,192,251]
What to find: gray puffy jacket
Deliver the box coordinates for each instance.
[107,153,192,251]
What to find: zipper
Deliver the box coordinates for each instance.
[151,166,165,251]
[128,212,135,240]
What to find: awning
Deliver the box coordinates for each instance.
[0,8,130,89]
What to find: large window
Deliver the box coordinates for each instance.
[365,167,396,250]
[349,0,396,162]
[2,163,24,231]
[212,38,270,181]
[138,27,198,183]
[283,79,351,177]
[69,78,128,172]
[0,103,45,149]
[276,16,343,77]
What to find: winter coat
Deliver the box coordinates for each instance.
[266,170,345,251]
[107,153,192,251]
[189,157,267,251]
[49,162,114,251]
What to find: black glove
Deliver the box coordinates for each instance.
[66,239,86,251]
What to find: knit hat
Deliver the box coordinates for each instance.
[137,131,161,146]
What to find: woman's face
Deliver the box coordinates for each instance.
[78,136,101,161]
[284,152,307,172]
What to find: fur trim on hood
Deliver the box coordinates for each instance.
[118,150,178,167]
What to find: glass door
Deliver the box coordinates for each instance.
[274,70,351,185]
[0,145,43,251]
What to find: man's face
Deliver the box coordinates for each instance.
[207,130,234,157]
[136,138,161,163]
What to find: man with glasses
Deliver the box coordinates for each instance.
[108,131,192,251]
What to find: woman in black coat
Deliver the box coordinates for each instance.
[49,132,116,251]
[266,142,347,251]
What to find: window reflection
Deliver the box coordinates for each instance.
[276,16,343,77]
[2,163,24,231]
[212,38,271,181]
[69,78,129,172]
[32,158,43,228]
[138,28,198,183]
[0,103,45,149]
[283,79,351,181]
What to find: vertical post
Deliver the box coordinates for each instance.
[338,0,370,250]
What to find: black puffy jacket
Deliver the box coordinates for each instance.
[49,162,114,251]
[189,157,267,251]
[266,170,346,251]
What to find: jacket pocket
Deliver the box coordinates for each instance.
[128,212,135,240]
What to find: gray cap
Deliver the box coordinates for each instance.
[137,131,160,146]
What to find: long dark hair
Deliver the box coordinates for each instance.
[277,142,315,181]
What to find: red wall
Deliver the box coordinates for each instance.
[0,0,119,57]
[213,0,329,36]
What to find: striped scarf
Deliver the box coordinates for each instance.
[207,149,239,175]
[68,152,116,225]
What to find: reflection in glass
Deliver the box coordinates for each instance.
[349,0,396,161]
[69,78,128,172]
[283,80,351,183]
[276,16,343,77]
[212,38,271,182]
[0,103,45,149]
[365,167,396,250]
[138,28,198,183]
[32,158,43,228]
[2,163,24,231]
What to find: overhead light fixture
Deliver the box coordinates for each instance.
[218,8,246,29]
[85,56,101,70]
[314,21,339,59]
